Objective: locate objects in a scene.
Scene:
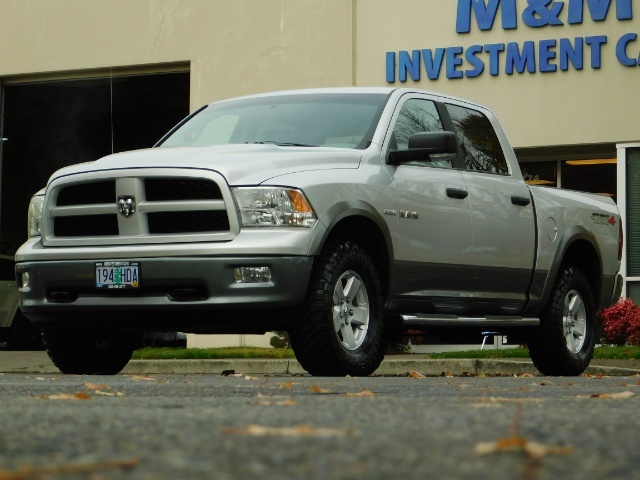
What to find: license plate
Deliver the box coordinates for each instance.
[95,261,140,289]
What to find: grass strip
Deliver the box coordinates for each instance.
[132,345,640,360]
[429,346,640,360]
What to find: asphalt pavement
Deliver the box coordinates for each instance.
[2,350,640,376]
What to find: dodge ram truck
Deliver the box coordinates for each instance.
[15,88,623,376]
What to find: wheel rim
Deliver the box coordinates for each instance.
[563,289,587,354]
[332,270,370,351]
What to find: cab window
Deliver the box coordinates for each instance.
[446,104,508,174]
[391,98,452,168]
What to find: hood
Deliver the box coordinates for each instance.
[49,144,363,186]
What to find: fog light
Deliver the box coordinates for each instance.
[20,272,30,289]
[234,266,272,283]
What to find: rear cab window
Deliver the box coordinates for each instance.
[445,104,509,175]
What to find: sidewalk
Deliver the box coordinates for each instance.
[2,350,640,376]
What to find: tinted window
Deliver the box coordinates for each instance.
[391,98,452,168]
[446,104,508,174]
[393,99,443,150]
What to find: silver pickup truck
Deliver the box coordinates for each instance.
[16,88,623,376]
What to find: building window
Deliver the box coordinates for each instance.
[626,148,640,302]
[520,161,557,187]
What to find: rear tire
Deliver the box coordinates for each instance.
[527,266,595,376]
[42,330,138,375]
[289,240,385,376]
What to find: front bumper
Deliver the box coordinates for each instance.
[16,255,313,334]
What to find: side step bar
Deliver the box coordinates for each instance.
[401,314,540,328]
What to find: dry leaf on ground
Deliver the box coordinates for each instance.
[84,382,109,390]
[36,393,92,400]
[475,436,572,459]
[0,456,138,479]
[575,391,635,399]
[345,390,375,397]
[127,375,156,381]
[223,424,352,437]
[408,371,424,378]
[255,398,297,406]
[311,385,331,394]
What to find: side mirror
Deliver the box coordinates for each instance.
[387,131,458,165]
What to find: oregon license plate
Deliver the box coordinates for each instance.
[95,261,140,289]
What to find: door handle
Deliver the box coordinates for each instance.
[511,195,531,206]
[446,188,468,199]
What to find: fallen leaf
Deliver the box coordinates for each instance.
[94,390,125,397]
[565,382,574,387]
[587,391,634,399]
[280,381,293,389]
[515,373,535,378]
[311,385,331,394]
[39,392,92,400]
[223,424,351,437]
[255,398,297,406]
[475,437,572,458]
[127,375,156,381]
[84,382,109,391]
[0,456,138,478]
[408,371,424,379]
[345,390,375,397]
[440,372,454,377]
[244,376,259,381]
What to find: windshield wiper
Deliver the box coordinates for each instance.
[249,141,318,147]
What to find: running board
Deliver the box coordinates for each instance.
[401,314,540,328]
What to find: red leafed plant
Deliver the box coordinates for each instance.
[598,298,640,345]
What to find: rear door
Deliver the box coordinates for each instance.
[444,102,536,313]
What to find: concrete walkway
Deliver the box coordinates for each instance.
[2,350,640,376]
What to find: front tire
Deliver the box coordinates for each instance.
[527,266,595,376]
[42,330,138,375]
[289,240,385,376]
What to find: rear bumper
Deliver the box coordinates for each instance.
[16,255,313,333]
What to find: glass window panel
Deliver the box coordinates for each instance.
[627,149,640,276]
[446,104,508,174]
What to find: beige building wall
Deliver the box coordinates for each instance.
[2,1,637,149]
[0,0,354,108]
[356,0,640,148]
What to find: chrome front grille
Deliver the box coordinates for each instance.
[43,170,237,246]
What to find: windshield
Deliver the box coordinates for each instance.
[157,93,388,149]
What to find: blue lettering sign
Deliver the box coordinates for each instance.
[465,45,486,77]
[423,48,446,79]
[456,0,517,33]
[522,0,565,27]
[446,47,465,78]
[386,52,396,82]
[505,41,537,74]
[567,0,633,24]
[485,43,506,75]
[616,32,638,65]
[539,39,558,71]
[399,50,421,81]
[559,37,584,69]
[585,35,608,67]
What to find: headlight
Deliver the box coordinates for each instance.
[28,194,45,237]
[233,187,317,227]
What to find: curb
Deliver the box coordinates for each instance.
[120,358,640,377]
[2,354,640,377]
